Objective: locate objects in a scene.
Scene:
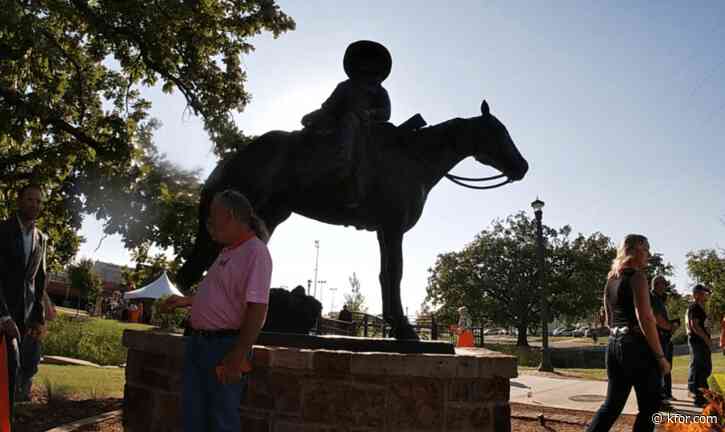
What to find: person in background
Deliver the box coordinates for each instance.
[0,184,49,422]
[686,284,712,407]
[586,234,670,432]
[650,275,677,401]
[162,189,272,432]
[451,306,474,348]
[338,304,353,322]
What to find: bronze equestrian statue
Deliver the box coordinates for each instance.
[177,99,528,339]
[177,41,529,340]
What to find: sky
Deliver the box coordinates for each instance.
[78,1,725,316]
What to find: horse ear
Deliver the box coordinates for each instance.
[481,100,490,115]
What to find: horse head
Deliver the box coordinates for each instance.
[470,100,528,182]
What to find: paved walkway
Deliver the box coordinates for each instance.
[511,374,702,415]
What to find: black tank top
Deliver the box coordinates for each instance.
[606,268,640,328]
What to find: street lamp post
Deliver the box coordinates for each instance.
[318,280,327,306]
[313,240,320,298]
[329,287,338,312]
[532,197,553,372]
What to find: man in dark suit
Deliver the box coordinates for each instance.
[0,184,48,420]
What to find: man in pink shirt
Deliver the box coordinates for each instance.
[163,189,272,432]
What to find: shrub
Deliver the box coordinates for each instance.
[44,315,145,365]
[150,295,188,332]
[709,373,725,396]
[484,343,542,367]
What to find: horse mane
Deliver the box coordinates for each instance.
[397,117,467,162]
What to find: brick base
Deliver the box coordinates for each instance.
[123,331,516,432]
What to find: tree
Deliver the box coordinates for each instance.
[426,212,616,346]
[686,249,725,322]
[122,247,180,293]
[344,272,367,313]
[1,1,295,268]
[67,258,102,311]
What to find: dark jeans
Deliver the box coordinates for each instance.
[659,333,673,398]
[5,333,41,423]
[587,334,662,432]
[183,334,248,432]
[687,336,712,401]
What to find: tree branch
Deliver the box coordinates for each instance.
[0,85,107,152]
[68,0,204,116]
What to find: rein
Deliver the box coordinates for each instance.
[445,173,511,190]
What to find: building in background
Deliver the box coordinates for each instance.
[46,261,127,306]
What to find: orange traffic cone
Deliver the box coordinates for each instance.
[0,335,11,432]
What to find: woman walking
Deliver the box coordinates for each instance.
[586,234,671,432]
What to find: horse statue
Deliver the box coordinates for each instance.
[177,99,529,340]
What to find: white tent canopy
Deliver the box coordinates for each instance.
[123,271,183,300]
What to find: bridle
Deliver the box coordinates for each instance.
[444,172,511,190]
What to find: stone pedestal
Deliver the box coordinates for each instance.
[122,330,516,432]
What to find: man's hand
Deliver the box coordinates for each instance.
[1,319,21,340]
[27,322,46,340]
[217,345,250,385]
[159,295,192,313]
[658,357,672,375]
[356,109,371,123]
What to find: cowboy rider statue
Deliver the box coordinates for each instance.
[301,40,392,208]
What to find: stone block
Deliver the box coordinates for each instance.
[399,354,457,378]
[387,377,444,430]
[301,379,385,428]
[493,404,511,432]
[252,346,274,368]
[313,350,352,376]
[246,369,277,411]
[478,356,517,379]
[136,366,182,393]
[271,348,313,370]
[347,383,385,428]
[302,379,353,423]
[454,355,480,379]
[241,414,271,432]
[270,371,303,413]
[446,403,493,431]
[123,384,155,432]
[448,377,509,403]
[123,330,185,358]
[349,352,405,376]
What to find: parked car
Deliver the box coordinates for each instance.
[585,327,610,337]
[572,326,589,337]
[556,327,577,337]
[552,327,566,336]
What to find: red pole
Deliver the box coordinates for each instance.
[0,335,11,432]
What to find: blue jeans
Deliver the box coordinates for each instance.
[587,334,662,432]
[687,336,711,401]
[183,334,247,432]
[659,334,673,398]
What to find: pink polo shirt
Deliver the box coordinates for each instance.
[190,236,272,330]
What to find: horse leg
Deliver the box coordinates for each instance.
[257,201,292,239]
[377,228,418,340]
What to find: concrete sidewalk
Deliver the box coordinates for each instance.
[511,374,703,416]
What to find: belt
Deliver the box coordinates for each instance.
[189,328,240,338]
[610,326,643,337]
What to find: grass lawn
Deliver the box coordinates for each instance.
[36,364,126,398]
[520,352,725,384]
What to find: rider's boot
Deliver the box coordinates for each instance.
[340,120,360,208]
